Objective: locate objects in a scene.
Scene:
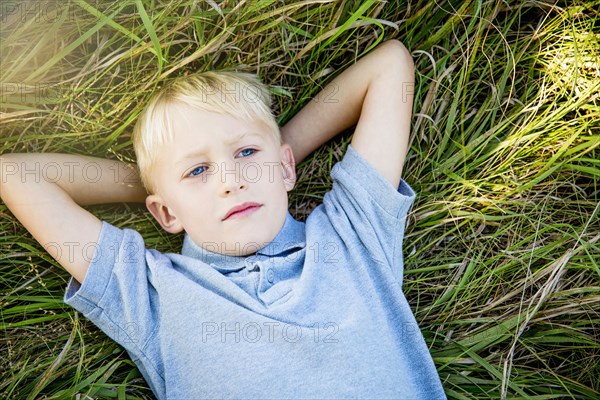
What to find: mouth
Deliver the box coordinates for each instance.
[222,202,262,221]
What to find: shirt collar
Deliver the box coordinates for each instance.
[181,211,306,270]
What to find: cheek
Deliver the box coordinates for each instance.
[241,162,264,184]
[264,166,287,190]
[171,184,212,209]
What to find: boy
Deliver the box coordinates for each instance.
[0,40,445,399]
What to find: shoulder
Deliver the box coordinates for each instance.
[91,220,147,261]
[328,144,416,217]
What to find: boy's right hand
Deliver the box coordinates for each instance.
[0,153,147,284]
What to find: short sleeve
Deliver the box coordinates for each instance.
[322,144,416,279]
[63,221,160,362]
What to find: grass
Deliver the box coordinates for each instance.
[1,0,598,398]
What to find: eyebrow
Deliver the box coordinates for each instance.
[176,132,264,165]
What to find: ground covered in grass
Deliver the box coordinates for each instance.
[1,0,598,398]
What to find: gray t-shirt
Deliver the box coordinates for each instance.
[65,144,446,399]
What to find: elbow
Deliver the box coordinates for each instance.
[380,39,415,74]
[381,39,413,59]
[0,153,17,196]
[0,153,26,194]
[1,153,21,165]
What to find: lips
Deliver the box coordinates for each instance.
[222,202,262,221]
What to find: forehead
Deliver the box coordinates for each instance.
[167,102,274,144]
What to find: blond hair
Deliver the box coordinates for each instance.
[133,71,280,193]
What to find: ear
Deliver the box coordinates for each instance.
[280,143,297,191]
[145,194,184,234]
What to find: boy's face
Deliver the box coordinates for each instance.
[145,103,296,256]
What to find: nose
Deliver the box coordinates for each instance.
[220,161,247,196]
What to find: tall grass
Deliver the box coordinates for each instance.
[1,0,598,398]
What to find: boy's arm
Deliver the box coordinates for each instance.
[0,153,147,284]
[280,39,414,188]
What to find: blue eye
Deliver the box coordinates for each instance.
[189,166,207,177]
[239,148,256,157]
